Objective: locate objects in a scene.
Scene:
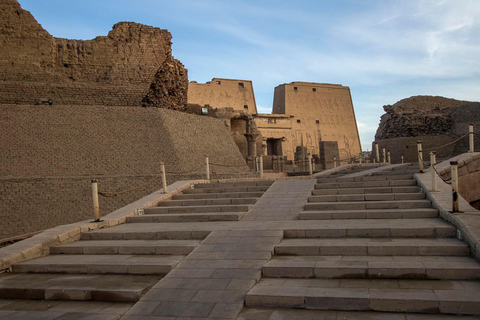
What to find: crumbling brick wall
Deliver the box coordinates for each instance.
[373,96,480,163]
[0,0,186,107]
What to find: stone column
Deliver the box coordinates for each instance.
[245,133,259,158]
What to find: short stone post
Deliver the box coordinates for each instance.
[161,162,167,193]
[375,142,380,163]
[259,155,264,178]
[308,154,313,176]
[387,150,391,164]
[205,156,210,180]
[333,156,337,168]
[91,179,100,222]
[469,124,474,153]
[382,148,386,164]
[451,161,459,212]
[401,155,404,164]
[417,141,424,173]
[359,153,363,164]
[312,158,316,171]
[430,152,438,192]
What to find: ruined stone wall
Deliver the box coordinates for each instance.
[272,82,362,161]
[188,78,258,113]
[0,105,248,239]
[0,0,185,106]
[374,96,480,163]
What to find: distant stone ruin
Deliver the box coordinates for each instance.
[373,96,480,163]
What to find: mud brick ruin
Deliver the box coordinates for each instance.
[374,96,480,163]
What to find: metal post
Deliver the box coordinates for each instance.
[430,152,438,192]
[387,150,391,164]
[417,141,424,173]
[451,161,459,212]
[91,180,100,222]
[205,156,210,180]
[469,124,474,153]
[161,162,167,194]
[259,155,264,178]
[333,156,337,168]
[308,154,313,176]
[401,155,404,164]
[382,148,386,164]
[375,143,380,163]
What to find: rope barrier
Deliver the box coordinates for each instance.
[422,133,469,152]
[418,154,452,185]
[98,173,163,197]
[209,162,248,168]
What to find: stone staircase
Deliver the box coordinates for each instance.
[246,170,480,316]
[127,181,272,223]
[0,180,273,304]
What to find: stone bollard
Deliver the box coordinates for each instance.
[451,161,459,212]
[308,154,313,176]
[333,156,337,168]
[205,156,210,180]
[387,150,391,164]
[469,124,474,153]
[401,155,404,164]
[91,180,101,222]
[259,156,264,178]
[430,152,438,192]
[375,142,380,163]
[161,162,167,193]
[382,147,386,164]
[417,141,424,173]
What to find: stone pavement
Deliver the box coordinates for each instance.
[0,160,479,319]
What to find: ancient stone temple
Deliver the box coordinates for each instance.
[188,79,362,163]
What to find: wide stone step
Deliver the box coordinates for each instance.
[172,192,265,200]
[144,204,251,214]
[263,256,480,280]
[283,218,456,238]
[308,193,425,203]
[311,186,420,195]
[127,212,245,222]
[275,238,470,256]
[12,254,185,275]
[50,239,201,255]
[316,174,414,184]
[315,180,417,189]
[304,200,432,211]
[155,197,258,207]
[81,227,211,241]
[299,208,438,220]
[194,181,273,188]
[183,186,269,194]
[0,273,161,302]
[238,307,479,320]
[245,279,480,314]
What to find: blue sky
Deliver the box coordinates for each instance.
[18,0,480,151]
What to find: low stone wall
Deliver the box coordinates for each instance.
[415,152,480,260]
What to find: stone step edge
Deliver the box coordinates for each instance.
[245,286,480,314]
